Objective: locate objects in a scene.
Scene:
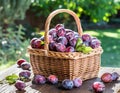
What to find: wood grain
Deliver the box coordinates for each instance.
[0,65,120,93]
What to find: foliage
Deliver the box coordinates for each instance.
[0,0,31,24]
[85,28,120,67]
[0,25,30,65]
[30,0,120,23]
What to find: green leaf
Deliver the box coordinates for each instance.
[5,74,19,84]
[75,38,83,49]
[82,46,92,54]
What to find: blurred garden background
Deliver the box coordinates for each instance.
[0,0,120,70]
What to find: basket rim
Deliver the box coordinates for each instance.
[28,46,103,59]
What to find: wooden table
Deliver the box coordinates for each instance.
[0,64,120,93]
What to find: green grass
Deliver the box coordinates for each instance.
[85,28,120,67]
[1,28,120,70]
[0,60,15,71]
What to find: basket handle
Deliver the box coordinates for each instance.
[44,9,83,51]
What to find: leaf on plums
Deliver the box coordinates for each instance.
[5,74,19,84]
[41,41,44,45]
[39,31,45,36]
[75,38,83,49]
[82,46,92,54]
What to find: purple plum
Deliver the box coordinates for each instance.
[33,75,46,84]
[57,36,68,45]
[69,38,77,47]
[90,38,101,49]
[21,62,30,70]
[55,43,66,52]
[82,34,91,42]
[55,24,64,30]
[65,46,75,52]
[19,70,31,79]
[62,79,74,90]
[15,80,26,91]
[57,27,66,37]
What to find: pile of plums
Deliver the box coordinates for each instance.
[15,59,31,91]
[32,74,83,90]
[92,72,120,93]
[30,24,101,53]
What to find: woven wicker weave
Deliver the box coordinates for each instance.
[28,9,103,81]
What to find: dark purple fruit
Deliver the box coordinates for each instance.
[65,46,75,52]
[101,73,112,83]
[90,38,101,49]
[55,43,66,52]
[111,72,119,81]
[92,82,105,93]
[69,38,77,47]
[57,27,66,37]
[57,36,68,45]
[82,34,91,42]
[49,28,57,38]
[15,80,26,91]
[19,70,31,79]
[47,75,58,84]
[55,24,64,30]
[73,78,82,88]
[21,62,30,70]
[62,79,74,90]
[65,32,74,40]
[34,39,43,49]
[49,42,57,51]
[30,38,38,48]
[33,75,46,84]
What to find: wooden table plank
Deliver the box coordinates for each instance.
[0,64,120,93]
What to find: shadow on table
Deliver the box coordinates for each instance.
[30,78,120,93]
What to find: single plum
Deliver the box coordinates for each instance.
[17,59,26,66]
[55,43,66,52]
[55,24,64,30]
[82,34,91,42]
[65,32,74,40]
[92,81,105,93]
[49,35,54,43]
[90,38,101,49]
[19,70,31,79]
[111,72,119,81]
[34,39,44,49]
[33,75,46,84]
[49,42,57,51]
[21,62,30,70]
[57,27,66,37]
[69,38,77,47]
[49,28,57,38]
[47,75,58,84]
[73,78,82,88]
[15,80,26,91]
[57,36,68,45]
[101,73,112,83]
[62,79,74,90]
[30,38,38,48]
[65,46,75,52]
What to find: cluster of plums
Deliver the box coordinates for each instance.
[14,59,120,92]
[32,74,83,90]
[92,72,119,93]
[15,59,31,91]
[30,24,101,53]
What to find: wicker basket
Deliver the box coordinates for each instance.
[28,9,103,81]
